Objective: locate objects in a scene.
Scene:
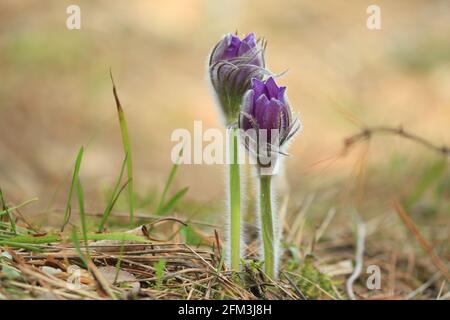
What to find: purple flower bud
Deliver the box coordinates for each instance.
[239,77,301,167]
[209,33,267,125]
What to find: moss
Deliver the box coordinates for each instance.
[288,255,340,300]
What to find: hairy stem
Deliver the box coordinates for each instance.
[259,174,275,278]
[229,127,241,271]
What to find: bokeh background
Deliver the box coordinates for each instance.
[0,0,449,230]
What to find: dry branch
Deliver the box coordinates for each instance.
[393,200,450,281]
[344,126,450,157]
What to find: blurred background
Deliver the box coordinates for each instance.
[0,0,449,230]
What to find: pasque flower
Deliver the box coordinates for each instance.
[239,76,301,278]
[208,32,267,272]
[239,77,300,170]
[209,33,267,125]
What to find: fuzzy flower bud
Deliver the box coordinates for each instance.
[209,33,267,125]
[239,77,301,172]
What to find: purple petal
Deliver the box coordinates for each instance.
[254,94,270,126]
[242,33,256,46]
[266,99,283,129]
[259,99,283,142]
[223,35,241,58]
[265,77,280,99]
[251,78,267,102]
[237,41,252,56]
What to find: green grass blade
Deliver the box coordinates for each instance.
[0,197,38,217]
[0,221,36,234]
[0,234,61,245]
[99,179,130,230]
[76,178,88,246]
[155,259,166,289]
[0,232,147,245]
[97,154,128,232]
[61,146,84,232]
[110,71,135,226]
[0,241,42,251]
[157,187,189,216]
[156,148,183,214]
[70,228,88,268]
[84,232,147,242]
[0,189,16,233]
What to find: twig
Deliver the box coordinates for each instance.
[343,126,450,157]
[346,215,366,300]
[436,280,446,300]
[407,272,442,300]
[393,200,450,281]
[282,272,307,300]
[315,208,336,243]
[438,291,450,300]
[287,193,314,246]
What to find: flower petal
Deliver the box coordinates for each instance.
[242,33,256,45]
[254,94,270,126]
[240,90,255,130]
[265,77,280,99]
[251,78,267,102]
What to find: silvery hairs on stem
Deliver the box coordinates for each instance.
[238,76,302,277]
[207,32,269,271]
[208,32,269,126]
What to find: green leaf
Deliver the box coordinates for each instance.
[111,72,135,226]
[98,154,128,232]
[0,232,147,245]
[77,178,88,246]
[0,188,16,233]
[154,259,166,289]
[156,148,183,213]
[1,234,61,244]
[85,232,147,242]
[61,146,84,232]
[70,228,88,268]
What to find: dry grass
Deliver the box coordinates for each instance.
[1,202,448,300]
[0,225,310,300]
